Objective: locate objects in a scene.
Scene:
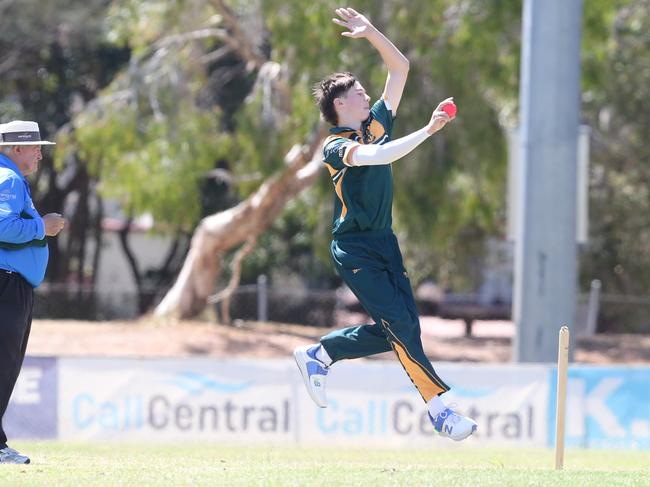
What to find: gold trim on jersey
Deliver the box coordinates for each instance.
[366,119,386,144]
[324,162,348,219]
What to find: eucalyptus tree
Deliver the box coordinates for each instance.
[578,0,650,331]
[155,0,522,317]
[65,0,518,318]
[0,0,129,289]
[64,0,648,326]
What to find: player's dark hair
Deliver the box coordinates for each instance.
[313,72,357,126]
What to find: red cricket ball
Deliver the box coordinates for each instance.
[442,102,457,119]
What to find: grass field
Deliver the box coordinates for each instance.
[1,443,649,486]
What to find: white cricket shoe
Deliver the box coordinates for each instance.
[0,446,30,464]
[293,344,329,408]
[429,407,478,441]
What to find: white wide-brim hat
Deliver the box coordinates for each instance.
[0,120,56,146]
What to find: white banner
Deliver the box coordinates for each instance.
[59,358,295,443]
[300,362,549,447]
[58,357,548,446]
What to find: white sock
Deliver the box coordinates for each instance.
[315,344,332,366]
[427,395,446,417]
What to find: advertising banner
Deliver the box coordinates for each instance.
[55,356,650,448]
[58,358,295,443]
[300,362,549,447]
[4,356,58,439]
[548,366,650,449]
[58,358,549,446]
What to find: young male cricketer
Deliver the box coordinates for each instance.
[294,7,477,441]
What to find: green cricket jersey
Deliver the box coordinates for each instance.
[322,98,394,237]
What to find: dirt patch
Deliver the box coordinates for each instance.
[27,315,650,364]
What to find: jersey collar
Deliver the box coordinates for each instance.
[329,112,373,135]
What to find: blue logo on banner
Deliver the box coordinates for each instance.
[165,372,252,395]
[548,367,650,449]
[5,356,58,439]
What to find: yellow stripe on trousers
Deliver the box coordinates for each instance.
[381,319,447,401]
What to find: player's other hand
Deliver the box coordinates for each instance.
[426,97,453,135]
[332,7,375,38]
[43,213,67,236]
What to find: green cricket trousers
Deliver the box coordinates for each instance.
[320,229,450,401]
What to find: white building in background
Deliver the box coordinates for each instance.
[94,213,172,318]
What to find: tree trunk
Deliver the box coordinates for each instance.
[138,234,187,312]
[154,126,326,318]
[212,236,257,326]
[90,192,104,288]
[118,215,150,313]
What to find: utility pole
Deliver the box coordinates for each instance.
[513,0,583,362]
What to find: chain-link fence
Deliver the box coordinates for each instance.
[33,283,160,320]
[211,282,338,327]
[32,277,650,334]
[593,294,650,333]
[33,278,342,326]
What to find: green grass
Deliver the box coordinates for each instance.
[1,443,649,486]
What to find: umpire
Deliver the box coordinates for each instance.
[0,121,65,464]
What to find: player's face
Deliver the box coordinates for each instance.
[340,81,371,122]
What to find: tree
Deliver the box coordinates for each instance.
[0,0,130,291]
[56,0,648,328]
[578,0,650,331]
[63,0,520,318]
[152,0,523,317]
[154,129,326,317]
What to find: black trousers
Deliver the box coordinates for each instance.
[0,270,33,447]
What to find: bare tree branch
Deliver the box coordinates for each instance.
[0,51,18,76]
[207,236,257,325]
[209,0,266,70]
[155,28,227,49]
[201,45,234,65]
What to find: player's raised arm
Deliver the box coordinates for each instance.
[332,7,409,113]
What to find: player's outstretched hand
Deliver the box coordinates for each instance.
[426,97,454,135]
[332,8,375,38]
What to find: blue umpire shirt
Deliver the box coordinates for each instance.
[0,153,48,287]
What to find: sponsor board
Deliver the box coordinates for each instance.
[548,366,650,449]
[56,357,650,448]
[59,358,295,442]
[301,362,548,446]
[4,356,58,439]
[58,358,548,445]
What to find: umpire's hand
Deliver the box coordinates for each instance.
[43,213,67,236]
